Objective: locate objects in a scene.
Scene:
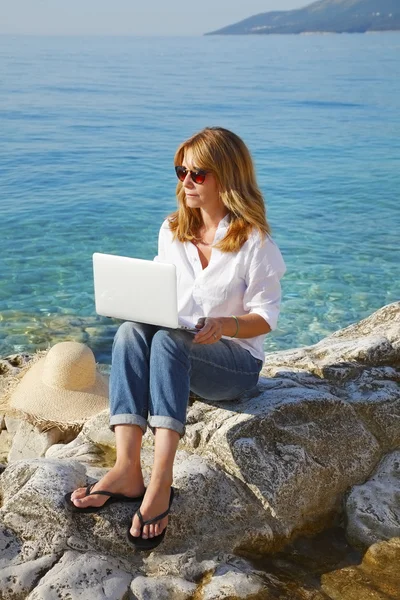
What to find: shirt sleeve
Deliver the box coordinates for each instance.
[243,234,286,331]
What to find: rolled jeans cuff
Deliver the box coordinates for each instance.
[109,413,147,434]
[148,415,185,438]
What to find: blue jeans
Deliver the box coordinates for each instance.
[109,322,263,437]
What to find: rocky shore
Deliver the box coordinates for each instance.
[0,301,399,599]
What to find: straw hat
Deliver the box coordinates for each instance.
[8,342,109,426]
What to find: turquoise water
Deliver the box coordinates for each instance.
[1,34,399,363]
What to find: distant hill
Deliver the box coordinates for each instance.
[206,0,400,35]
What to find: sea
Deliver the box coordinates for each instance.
[1,33,399,363]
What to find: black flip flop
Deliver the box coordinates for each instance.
[64,482,146,514]
[126,487,175,551]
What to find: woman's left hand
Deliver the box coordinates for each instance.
[193,317,223,344]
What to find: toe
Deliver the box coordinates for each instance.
[130,514,141,538]
[142,525,149,539]
[72,490,103,508]
[149,524,155,538]
[72,496,91,507]
[70,487,87,501]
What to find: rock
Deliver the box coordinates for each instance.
[81,409,115,447]
[0,360,13,376]
[4,415,22,435]
[142,549,217,580]
[0,354,31,378]
[0,457,152,561]
[0,524,22,569]
[25,551,133,600]
[85,465,109,481]
[160,452,263,556]
[0,523,60,599]
[130,575,196,600]
[261,301,400,380]
[2,353,32,369]
[183,392,381,555]
[0,554,59,600]
[201,563,266,600]
[8,421,66,462]
[0,431,13,463]
[45,435,106,464]
[345,451,400,549]
[344,366,400,452]
[0,459,87,554]
[321,537,400,600]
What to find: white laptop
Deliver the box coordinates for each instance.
[93,253,197,331]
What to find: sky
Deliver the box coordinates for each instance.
[0,0,310,36]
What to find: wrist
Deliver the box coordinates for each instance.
[218,316,239,338]
[230,315,239,338]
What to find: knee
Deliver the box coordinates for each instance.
[151,329,190,358]
[114,321,135,346]
[113,321,148,350]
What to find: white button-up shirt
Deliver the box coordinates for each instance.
[154,215,286,362]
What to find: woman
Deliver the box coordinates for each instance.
[66,127,286,550]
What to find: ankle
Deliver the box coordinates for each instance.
[114,459,143,476]
[149,472,173,489]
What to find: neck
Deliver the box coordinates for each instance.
[200,207,229,232]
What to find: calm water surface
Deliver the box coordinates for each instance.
[1,33,399,362]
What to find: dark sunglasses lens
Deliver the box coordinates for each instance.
[192,171,206,184]
[175,166,186,182]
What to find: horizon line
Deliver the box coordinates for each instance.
[0,32,205,37]
[1,30,399,37]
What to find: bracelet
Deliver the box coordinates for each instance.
[230,315,239,338]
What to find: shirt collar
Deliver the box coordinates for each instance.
[217,213,231,230]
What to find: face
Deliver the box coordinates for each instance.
[180,149,222,212]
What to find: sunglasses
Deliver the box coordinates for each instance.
[175,166,208,185]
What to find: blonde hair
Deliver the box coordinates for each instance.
[168,127,271,253]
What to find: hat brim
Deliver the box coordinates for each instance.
[10,356,109,425]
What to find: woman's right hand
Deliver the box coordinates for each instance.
[193,317,223,344]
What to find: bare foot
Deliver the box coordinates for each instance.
[129,481,172,540]
[70,464,145,509]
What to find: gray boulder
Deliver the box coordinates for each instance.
[130,575,196,600]
[0,524,59,600]
[8,421,66,462]
[26,551,134,600]
[345,450,400,549]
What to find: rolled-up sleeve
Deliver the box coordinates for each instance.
[243,235,286,331]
